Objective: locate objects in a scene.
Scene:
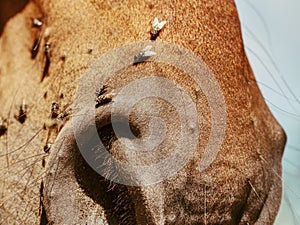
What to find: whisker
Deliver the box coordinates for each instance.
[0,193,41,224]
[243,27,299,112]
[0,153,45,210]
[1,154,45,181]
[23,207,39,225]
[287,145,300,152]
[0,206,25,225]
[4,160,40,193]
[11,128,44,165]
[46,136,67,194]
[264,98,300,118]
[4,85,20,168]
[284,194,300,224]
[245,47,298,113]
[0,128,43,158]
[0,173,43,224]
[242,0,272,48]
[243,26,279,73]
[0,173,46,208]
[256,81,299,104]
[18,165,40,222]
[247,180,270,221]
[280,77,300,105]
[283,158,300,170]
[8,153,46,170]
[23,162,37,194]
[260,156,300,199]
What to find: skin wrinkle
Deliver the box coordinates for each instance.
[0,0,286,224]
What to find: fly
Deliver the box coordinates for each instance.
[133,45,156,64]
[150,17,166,40]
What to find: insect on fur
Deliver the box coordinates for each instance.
[0,116,8,136]
[43,143,52,153]
[51,102,60,119]
[32,18,43,28]
[150,17,166,40]
[95,85,114,108]
[44,103,72,132]
[41,27,51,82]
[133,45,157,64]
[31,19,43,59]
[14,99,28,124]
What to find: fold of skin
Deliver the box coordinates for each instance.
[0,0,286,224]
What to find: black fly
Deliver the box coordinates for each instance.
[31,18,43,59]
[14,100,28,124]
[51,102,59,119]
[41,37,51,82]
[0,116,8,136]
[95,85,113,108]
[43,143,51,153]
[31,22,51,82]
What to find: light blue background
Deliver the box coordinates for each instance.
[235,0,300,224]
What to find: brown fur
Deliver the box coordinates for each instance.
[0,0,286,224]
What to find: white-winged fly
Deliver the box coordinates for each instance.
[133,45,157,64]
[150,17,166,40]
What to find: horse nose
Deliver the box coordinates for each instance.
[43,94,173,224]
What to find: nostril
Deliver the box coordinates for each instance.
[74,109,145,224]
[43,110,139,224]
[74,144,137,225]
[101,119,141,141]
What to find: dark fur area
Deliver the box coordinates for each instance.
[74,123,138,224]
